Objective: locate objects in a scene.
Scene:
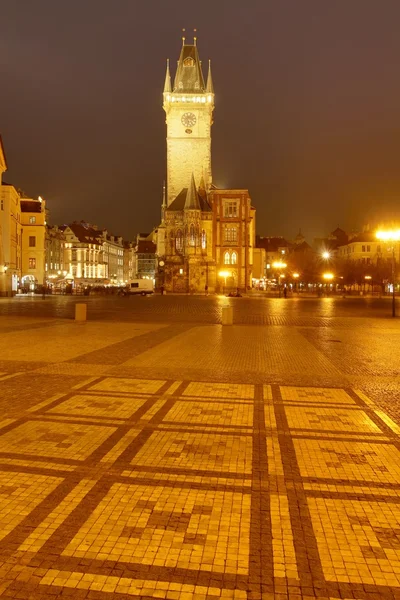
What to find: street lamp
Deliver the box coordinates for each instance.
[376,229,400,317]
[218,270,230,294]
[322,251,331,260]
[272,261,287,297]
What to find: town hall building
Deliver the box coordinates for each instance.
[156,35,256,293]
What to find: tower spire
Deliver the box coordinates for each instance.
[163,59,171,93]
[206,59,214,94]
[185,173,201,211]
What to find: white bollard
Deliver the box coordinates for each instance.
[221,305,233,325]
[75,303,87,321]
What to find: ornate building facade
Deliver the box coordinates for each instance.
[157,36,256,293]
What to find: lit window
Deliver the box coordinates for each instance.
[183,57,195,67]
[224,227,237,243]
[201,229,206,249]
[224,251,230,265]
[29,258,36,269]
[176,230,183,251]
[231,252,237,265]
[189,224,195,246]
[29,236,36,247]
[29,216,36,224]
[224,201,237,218]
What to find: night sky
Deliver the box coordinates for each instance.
[1,0,400,241]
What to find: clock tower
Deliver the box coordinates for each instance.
[163,36,214,206]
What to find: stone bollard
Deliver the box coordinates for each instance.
[221,305,233,325]
[75,303,87,322]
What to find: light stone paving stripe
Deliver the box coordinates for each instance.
[19,478,98,553]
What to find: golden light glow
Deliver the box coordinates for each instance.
[322,251,330,259]
[272,261,287,269]
[323,273,334,280]
[365,275,372,280]
[376,229,400,241]
[218,270,230,278]
[293,273,300,278]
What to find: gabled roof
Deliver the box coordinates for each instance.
[173,43,206,93]
[167,187,211,213]
[60,222,102,244]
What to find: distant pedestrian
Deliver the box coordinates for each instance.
[283,286,287,298]
[205,284,208,296]
[160,285,164,296]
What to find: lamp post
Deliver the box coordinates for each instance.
[218,270,229,294]
[272,261,287,297]
[376,230,400,318]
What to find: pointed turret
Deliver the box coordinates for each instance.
[161,182,167,222]
[206,60,214,94]
[184,173,201,210]
[173,42,205,93]
[163,59,172,93]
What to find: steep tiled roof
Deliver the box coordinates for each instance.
[173,44,206,93]
[168,187,211,213]
[137,240,156,254]
[20,200,42,213]
[256,236,290,252]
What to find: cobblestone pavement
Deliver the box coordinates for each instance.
[0,294,400,324]
[0,315,400,599]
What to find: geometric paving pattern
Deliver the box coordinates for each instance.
[1,377,400,599]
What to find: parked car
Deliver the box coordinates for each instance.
[120,279,154,296]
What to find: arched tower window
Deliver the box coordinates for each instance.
[231,252,237,265]
[176,230,183,252]
[201,230,206,249]
[189,224,195,247]
[224,251,230,265]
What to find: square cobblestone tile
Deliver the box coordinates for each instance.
[294,439,400,483]
[47,394,153,420]
[88,378,166,394]
[62,483,251,575]
[0,420,117,460]
[130,430,253,474]
[284,406,381,433]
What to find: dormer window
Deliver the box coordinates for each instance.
[178,81,183,89]
[195,81,199,89]
[183,57,195,67]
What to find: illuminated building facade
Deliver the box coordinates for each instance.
[157,36,256,293]
[20,197,46,291]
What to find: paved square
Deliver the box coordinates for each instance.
[0,324,400,600]
[63,483,251,574]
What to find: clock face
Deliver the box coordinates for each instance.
[181,112,196,128]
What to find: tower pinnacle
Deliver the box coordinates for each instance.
[206,60,214,94]
[163,59,171,93]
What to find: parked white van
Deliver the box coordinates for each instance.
[121,279,154,296]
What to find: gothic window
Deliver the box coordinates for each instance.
[231,252,238,265]
[189,224,195,247]
[183,57,195,67]
[195,81,199,89]
[224,227,237,243]
[176,230,183,252]
[201,229,206,249]
[224,252,230,265]
[178,81,183,89]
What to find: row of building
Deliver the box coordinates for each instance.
[0,137,161,295]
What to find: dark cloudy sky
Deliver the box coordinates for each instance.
[1,0,400,241]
